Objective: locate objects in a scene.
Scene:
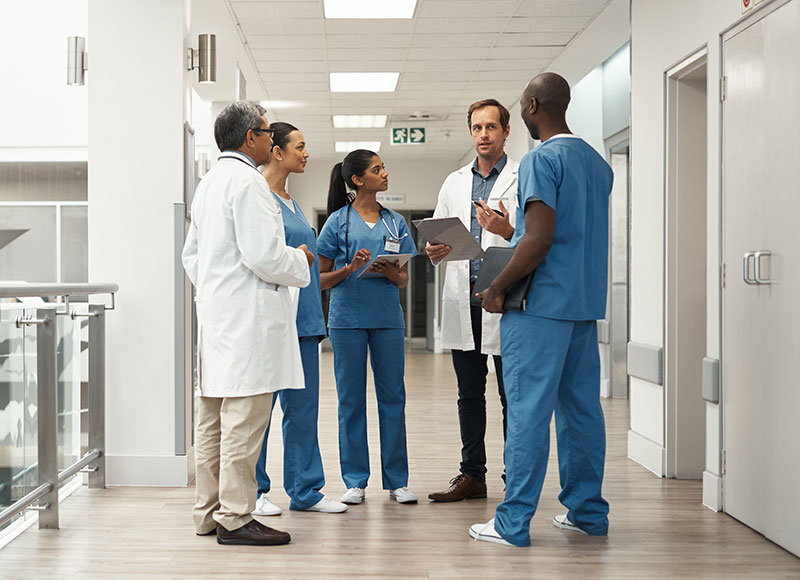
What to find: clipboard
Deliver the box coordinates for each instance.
[412,217,484,262]
[469,247,534,311]
[356,253,413,279]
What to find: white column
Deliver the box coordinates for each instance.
[88,0,191,485]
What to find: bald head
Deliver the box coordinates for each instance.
[524,72,571,115]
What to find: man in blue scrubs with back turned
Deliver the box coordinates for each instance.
[469,72,613,547]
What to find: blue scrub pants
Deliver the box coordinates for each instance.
[494,312,609,547]
[255,337,325,510]
[328,327,409,490]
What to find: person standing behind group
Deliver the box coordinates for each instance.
[182,102,314,546]
[317,149,418,506]
[470,72,613,547]
[252,122,348,518]
[426,99,519,503]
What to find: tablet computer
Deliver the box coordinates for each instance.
[356,253,413,279]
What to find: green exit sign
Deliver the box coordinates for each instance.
[391,127,426,145]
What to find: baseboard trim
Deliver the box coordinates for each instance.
[107,453,193,486]
[627,429,665,476]
[600,378,611,398]
[702,470,723,512]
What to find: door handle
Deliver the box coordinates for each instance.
[754,250,772,284]
[742,252,757,285]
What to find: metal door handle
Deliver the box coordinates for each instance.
[754,250,772,284]
[742,252,757,285]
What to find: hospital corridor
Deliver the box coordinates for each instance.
[1,0,799,578]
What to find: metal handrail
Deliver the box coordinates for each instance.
[0,283,119,298]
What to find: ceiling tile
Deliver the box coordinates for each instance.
[504,16,592,33]
[417,0,518,18]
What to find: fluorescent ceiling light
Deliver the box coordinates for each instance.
[330,72,399,93]
[335,141,382,153]
[333,115,388,128]
[324,0,417,19]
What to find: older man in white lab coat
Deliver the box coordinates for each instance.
[182,101,313,546]
[426,99,518,503]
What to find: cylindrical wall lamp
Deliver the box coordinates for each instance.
[187,33,216,84]
[67,36,88,86]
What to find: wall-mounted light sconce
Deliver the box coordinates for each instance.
[187,34,216,84]
[67,36,88,86]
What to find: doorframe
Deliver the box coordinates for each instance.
[663,46,709,479]
[718,0,796,511]
[604,128,630,400]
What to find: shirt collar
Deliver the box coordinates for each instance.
[219,150,257,168]
[471,153,507,178]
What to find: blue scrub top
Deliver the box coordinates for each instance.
[510,135,613,321]
[273,193,326,340]
[317,204,417,329]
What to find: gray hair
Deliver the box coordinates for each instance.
[214,101,267,152]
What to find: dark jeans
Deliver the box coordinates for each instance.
[451,302,507,483]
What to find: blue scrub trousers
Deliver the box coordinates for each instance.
[255,337,325,510]
[329,327,409,490]
[494,312,609,547]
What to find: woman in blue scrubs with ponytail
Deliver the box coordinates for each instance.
[252,122,348,516]
[317,149,418,505]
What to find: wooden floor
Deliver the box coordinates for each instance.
[1,352,799,579]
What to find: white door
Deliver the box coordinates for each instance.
[722,0,800,556]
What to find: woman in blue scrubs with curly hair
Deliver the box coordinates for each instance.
[253,122,348,516]
[317,149,418,505]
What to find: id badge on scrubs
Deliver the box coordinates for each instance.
[384,236,401,254]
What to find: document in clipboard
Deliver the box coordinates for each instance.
[412,217,484,262]
[356,253,413,279]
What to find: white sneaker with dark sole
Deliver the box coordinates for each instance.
[389,487,418,503]
[552,513,588,534]
[305,496,348,513]
[468,519,514,547]
[251,494,282,516]
[340,487,365,505]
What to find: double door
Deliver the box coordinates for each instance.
[722,0,800,556]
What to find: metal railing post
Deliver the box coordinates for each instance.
[36,308,59,529]
[87,303,106,489]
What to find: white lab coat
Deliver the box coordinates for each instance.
[432,158,519,355]
[182,152,311,398]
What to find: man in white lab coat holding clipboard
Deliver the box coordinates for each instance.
[425,99,519,502]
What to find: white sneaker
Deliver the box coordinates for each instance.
[552,513,587,534]
[389,487,418,504]
[251,493,282,516]
[469,518,514,546]
[340,487,365,505]
[305,495,348,513]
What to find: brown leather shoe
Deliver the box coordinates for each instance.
[216,520,291,546]
[428,473,487,502]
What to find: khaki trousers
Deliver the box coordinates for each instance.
[193,392,274,534]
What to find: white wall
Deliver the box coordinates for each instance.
[630,0,746,509]
[88,0,188,485]
[0,0,88,161]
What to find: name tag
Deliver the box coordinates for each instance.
[384,237,401,253]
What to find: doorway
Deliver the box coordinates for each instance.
[664,50,707,479]
[605,134,630,400]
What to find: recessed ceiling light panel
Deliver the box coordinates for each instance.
[330,72,400,93]
[324,0,417,19]
[335,141,382,153]
[332,115,389,128]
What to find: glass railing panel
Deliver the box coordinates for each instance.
[0,305,36,532]
[56,309,82,476]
